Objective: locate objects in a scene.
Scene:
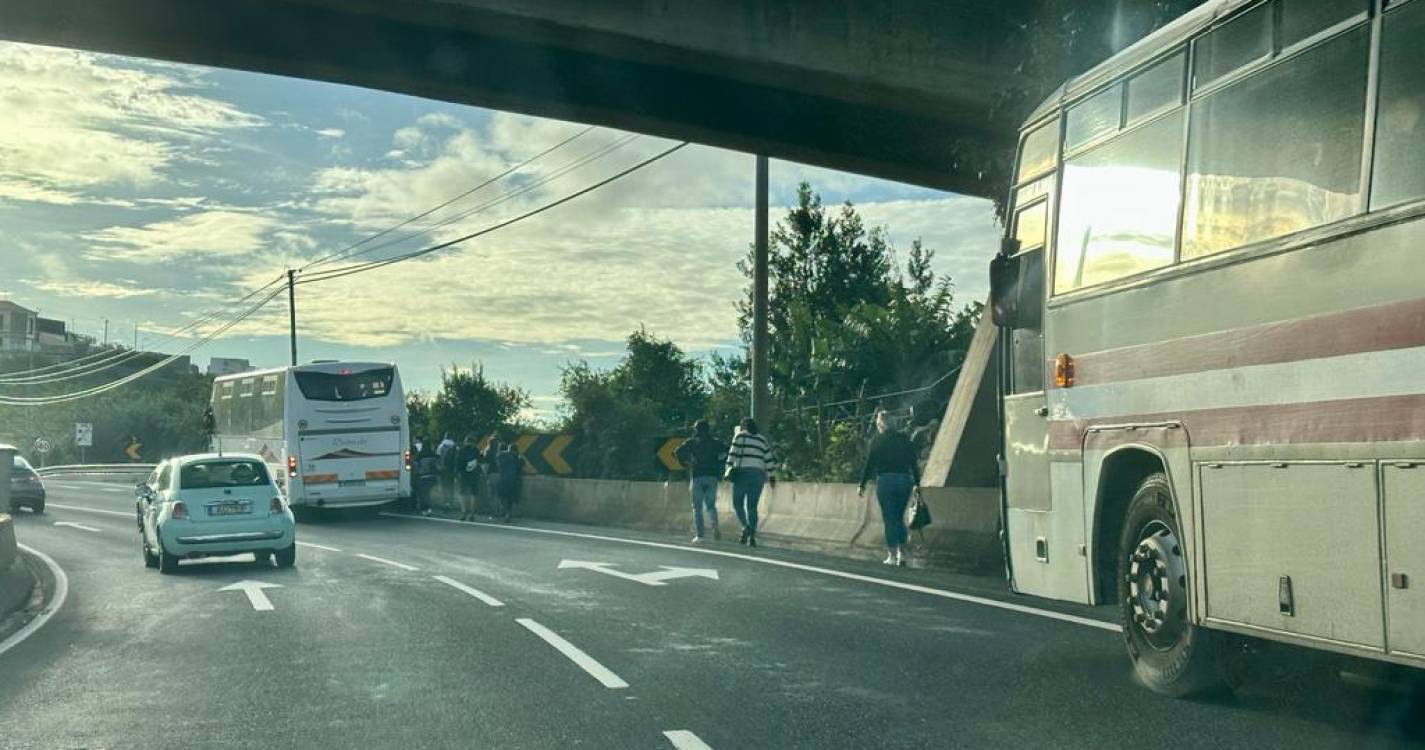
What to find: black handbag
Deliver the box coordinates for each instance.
[908,495,932,530]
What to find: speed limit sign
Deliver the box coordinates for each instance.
[33,438,51,455]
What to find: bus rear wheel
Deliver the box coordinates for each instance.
[1117,472,1223,697]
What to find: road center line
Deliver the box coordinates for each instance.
[515,618,628,689]
[46,503,130,518]
[296,541,343,553]
[355,553,419,571]
[382,512,1119,633]
[432,575,505,606]
[663,730,714,749]
[52,521,101,533]
[0,545,70,660]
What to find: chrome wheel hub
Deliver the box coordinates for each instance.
[1127,519,1187,650]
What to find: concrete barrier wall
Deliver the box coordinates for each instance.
[517,477,1003,572]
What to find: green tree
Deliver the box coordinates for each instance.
[727,182,979,480]
[408,364,530,446]
[558,329,710,479]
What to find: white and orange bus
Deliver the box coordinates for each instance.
[210,361,411,510]
[991,0,1425,694]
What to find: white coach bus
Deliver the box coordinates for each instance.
[210,361,411,510]
[990,0,1425,695]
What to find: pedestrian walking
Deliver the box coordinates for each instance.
[457,435,483,522]
[483,439,502,515]
[438,433,459,509]
[414,443,440,517]
[857,409,922,566]
[725,417,777,548]
[495,443,525,523]
[675,420,727,543]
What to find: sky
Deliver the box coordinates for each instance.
[0,41,1001,420]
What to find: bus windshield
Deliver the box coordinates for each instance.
[293,368,394,402]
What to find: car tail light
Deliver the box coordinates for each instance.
[404,449,412,471]
[287,455,298,478]
[171,501,189,520]
[270,496,284,514]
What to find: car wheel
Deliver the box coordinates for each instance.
[157,537,180,575]
[1118,472,1224,697]
[255,550,273,565]
[142,536,159,569]
[32,497,44,514]
[274,544,296,568]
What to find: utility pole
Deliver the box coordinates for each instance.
[751,155,770,428]
[133,325,139,350]
[103,318,109,346]
[287,269,298,366]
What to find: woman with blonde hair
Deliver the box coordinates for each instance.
[857,409,921,565]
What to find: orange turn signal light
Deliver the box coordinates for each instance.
[1054,353,1076,388]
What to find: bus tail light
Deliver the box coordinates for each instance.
[404,449,412,471]
[1054,353,1076,388]
[287,455,298,478]
[171,501,189,520]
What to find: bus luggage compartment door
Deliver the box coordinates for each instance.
[1382,464,1425,659]
[1200,461,1382,649]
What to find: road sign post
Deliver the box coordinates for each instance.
[32,438,50,469]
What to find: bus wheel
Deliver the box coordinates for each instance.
[1117,472,1223,697]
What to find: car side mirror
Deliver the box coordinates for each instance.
[135,483,153,501]
[989,237,1023,328]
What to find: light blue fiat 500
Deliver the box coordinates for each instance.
[136,453,296,574]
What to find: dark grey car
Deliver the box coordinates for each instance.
[9,454,46,513]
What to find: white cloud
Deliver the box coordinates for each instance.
[25,278,157,299]
[315,128,345,139]
[83,209,282,264]
[0,42,264,205]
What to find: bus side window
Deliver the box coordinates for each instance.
[1371,0,1425,210]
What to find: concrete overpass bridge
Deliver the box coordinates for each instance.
[0,0,1050,199]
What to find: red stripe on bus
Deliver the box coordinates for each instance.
[1048,393,1425,450]
[302,474,338,484]
[365,470,399,480]
[1067,296,1425,387]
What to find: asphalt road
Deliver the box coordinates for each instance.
[1,479,1422,749]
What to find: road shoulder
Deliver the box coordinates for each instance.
[0,553,39,642]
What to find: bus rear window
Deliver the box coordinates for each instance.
[294,368,394,402]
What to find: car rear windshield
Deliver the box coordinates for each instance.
[11,456,33,471]
[179,460,271,489]
[294,367,394,402]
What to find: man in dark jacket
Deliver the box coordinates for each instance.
[494,443,525,523]
[414,443,440,517]
[675,420,727,543]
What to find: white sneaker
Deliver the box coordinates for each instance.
[896,552,906,567]
[690,535,704,544]
[882,553,896,565]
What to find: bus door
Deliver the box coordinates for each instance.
[998,246,1059,596]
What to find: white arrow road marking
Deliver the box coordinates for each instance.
[218,580,283,612]
[516,618,628,689]
[663,730,714,749]
[433,575,504,606]
[52,521,100,533]
[558,560,719,587]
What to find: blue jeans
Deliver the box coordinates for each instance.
[876,472,915,549]
[730,468,766,534]
[689,476,719,537]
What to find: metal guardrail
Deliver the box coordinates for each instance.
[35,464,157,478]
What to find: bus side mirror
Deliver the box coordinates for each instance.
[990,238,1023,328]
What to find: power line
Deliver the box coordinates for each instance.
[0,274,286,386]
[0,285,285,406]
[301,125,597,272]
[298,141,688,287]
[307,132,639,272]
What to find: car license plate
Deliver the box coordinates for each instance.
[210,502,248,515]
[339,479,366,487]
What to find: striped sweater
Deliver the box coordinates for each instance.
[726,431,778,478]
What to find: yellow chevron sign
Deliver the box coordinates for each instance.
[541,434,574,475]
[657,437,686,472]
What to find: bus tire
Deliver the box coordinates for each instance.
[1117,472,1223,697]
